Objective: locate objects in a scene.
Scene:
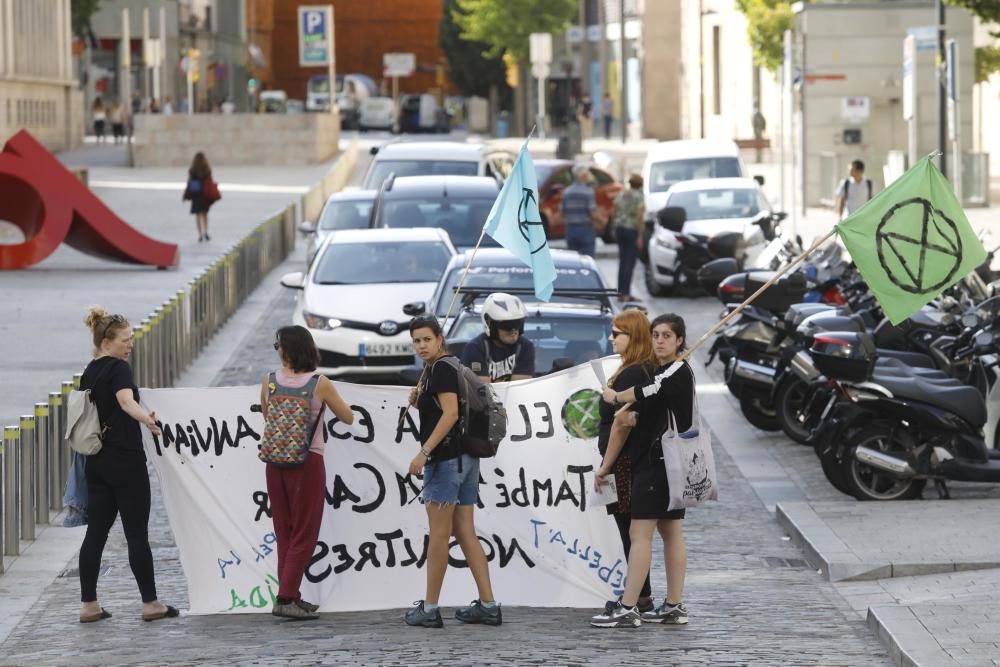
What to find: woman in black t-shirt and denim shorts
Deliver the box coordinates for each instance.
[402,316,502,629]
[592,314,693,628]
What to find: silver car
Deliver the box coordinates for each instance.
[299,190,376,265]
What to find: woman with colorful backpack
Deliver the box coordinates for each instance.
[259,326,353,620]
[403,315,502,629]
[182,152,221,242]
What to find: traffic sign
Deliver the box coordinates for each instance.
[530,33,552,65]
[298,5,333,67]
[383,52,416,77]
[531,62,550,80]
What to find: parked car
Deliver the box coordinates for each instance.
[641,139,749,215]
[259,90,288,114]
[298,190,376,265]
[368,174,501,250]
[396,94,447,133]
[280,228,456,381]
[645,177,779,295]
[535,159,623,240]
[362,141,514,189]
[359,97,396,131]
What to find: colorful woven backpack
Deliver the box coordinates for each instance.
[258,373,323,468]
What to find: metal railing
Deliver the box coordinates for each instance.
[0,203,297,571]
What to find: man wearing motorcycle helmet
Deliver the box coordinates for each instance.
[461,293,536,383]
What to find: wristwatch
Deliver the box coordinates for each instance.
[420,447,432,458]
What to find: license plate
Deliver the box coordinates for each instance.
[359,342,412,357]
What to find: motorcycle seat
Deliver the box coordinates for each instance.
[872,375,987,428]
[876,348,936,368]
[873,358,954,380]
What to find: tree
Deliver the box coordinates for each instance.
[71,0,102,41]
[735,0,795,74]
[439,0,508,99]
[976,45,1000,83]
[453,0,576,59]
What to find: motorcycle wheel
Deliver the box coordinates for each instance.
[843,426,926,501]
[775,376,813,445]
[645,263,669,297]
[819,451,852,496]
[739,393,781,431]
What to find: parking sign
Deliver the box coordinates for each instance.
[299,5,333,67]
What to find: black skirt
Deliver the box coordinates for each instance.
[189,194,210,214]
[630,443,686,520]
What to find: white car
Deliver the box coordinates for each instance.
[362,141,515,189]
[359,97,395,131]
[298,190,376,266]
[280,228,456,380]
[641,139,749,214]
[646,178,778,294]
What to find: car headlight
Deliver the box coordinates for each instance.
[303,312,342,330]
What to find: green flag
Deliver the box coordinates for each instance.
[835,157,986,324]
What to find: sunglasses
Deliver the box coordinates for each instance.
[102,314,127,341]
[610,329,627,338]
[273,340,280,351]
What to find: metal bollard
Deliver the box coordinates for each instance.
[34,403,49,525]
[132,325,144,386]
[3,425,20,556]
[19,415,35,542]
[48,391,63,512]
[60,381,73,495]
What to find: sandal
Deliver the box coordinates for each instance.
[142,605,180,622]
[79,608,112,623]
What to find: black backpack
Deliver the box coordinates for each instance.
[841,177,872,201]
[432,357,508,458]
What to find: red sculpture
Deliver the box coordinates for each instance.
[0,130,179,270]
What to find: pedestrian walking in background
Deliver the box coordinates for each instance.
[595,310,658,613]
[592,313,693,628]
[612,174,646,301]
[183,152,221,242]
[577,94,593,140]
[109,101,126,144]
[601,93,614,140]
[162,96,174,115]
[92,98,106,143]
[260,326,354,620]
[835,159,874,219]
[404,316,502,628]
[77,307,178,624]
[560,166,599,258]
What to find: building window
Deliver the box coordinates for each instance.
[712,26,721,116]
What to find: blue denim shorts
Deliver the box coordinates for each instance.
[421,454,480,506]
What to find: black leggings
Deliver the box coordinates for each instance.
[79,449,157,603]
[613,512,652,599]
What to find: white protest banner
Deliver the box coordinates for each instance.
[142,358,630,614]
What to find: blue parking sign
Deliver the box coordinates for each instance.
[298,6,332,67]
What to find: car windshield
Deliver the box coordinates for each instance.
[365,160,478,187]
[313,241,451,285]
[451,313,612,374]
[378,197,500,248]
[318,199,373,231]
[667,188,765,220]
[434,264,606,316]
[648,158,742,193]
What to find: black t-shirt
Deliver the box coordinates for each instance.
[460,333,535,382]
[631,361,695,460]
[598,364,653,458]
[417,356,462,462]
[80,356,143,454]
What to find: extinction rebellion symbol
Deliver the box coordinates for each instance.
[875,197,964,295]
[517,187,548,255]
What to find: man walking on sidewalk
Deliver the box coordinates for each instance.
[560,167,599,257]
[835,159,874,219]
[601,93,614,140]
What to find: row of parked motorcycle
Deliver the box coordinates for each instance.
[656,205,1000,501]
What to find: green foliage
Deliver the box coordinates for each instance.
[453,0,576,59]
[735,0,795,73]
[976,45,1000,83]
[439,0,509,98]
[945,0,1000,28]
[71,0,101,40]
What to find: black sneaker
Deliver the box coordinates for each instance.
[272,602,318,620]
[455,599,502,626]
[641,601,688,625]
[404,600,443,628]
[590,601,641,628]
[637,596,655,613]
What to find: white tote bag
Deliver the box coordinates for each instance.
[661,394,718,511]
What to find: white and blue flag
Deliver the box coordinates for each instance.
[483,143,556,301]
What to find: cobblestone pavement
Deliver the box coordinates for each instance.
[0,279,890,666]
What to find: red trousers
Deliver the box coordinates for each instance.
[265,452,326,601]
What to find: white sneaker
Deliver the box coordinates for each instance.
[590,600,642,628]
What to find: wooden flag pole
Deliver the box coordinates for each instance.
[613,227,838,414]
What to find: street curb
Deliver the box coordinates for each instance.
[866,606,960,667]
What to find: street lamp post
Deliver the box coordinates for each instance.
[937,0,947,178]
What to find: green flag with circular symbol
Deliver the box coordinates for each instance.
[835,157,986,324]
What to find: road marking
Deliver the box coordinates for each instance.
[90,180,310,194]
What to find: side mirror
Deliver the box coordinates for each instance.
[298,221,317,235]
[772,211,788,222]
[280,271,306,290]
[753,175,765,186]
[369,146,380,155]
[402,301,427,317]
[795,234,804,250]
[656,206,686,233]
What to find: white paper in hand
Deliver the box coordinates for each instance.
[590,473,618,508]
[590,358,608,387]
